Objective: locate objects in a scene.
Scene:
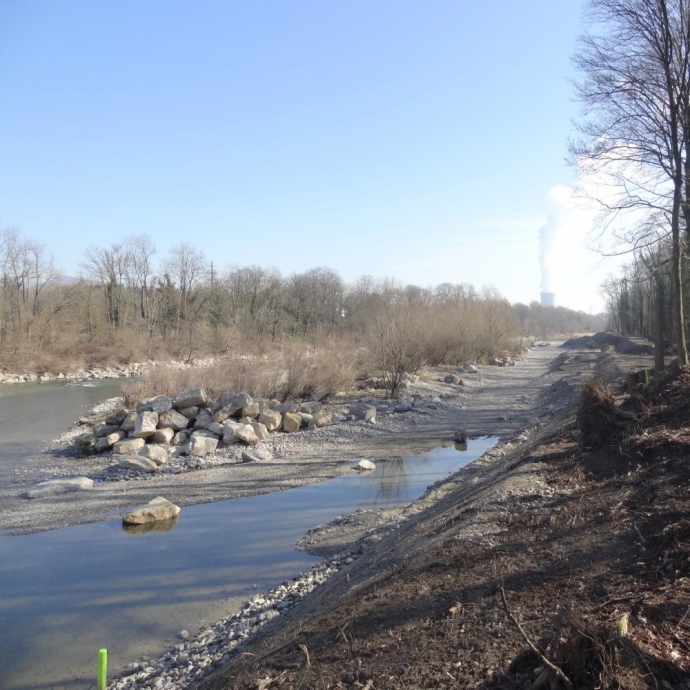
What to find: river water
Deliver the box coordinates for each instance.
[0,383,496,689]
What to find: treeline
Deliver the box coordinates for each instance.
[0,227,604,374]
[512,302,607,339]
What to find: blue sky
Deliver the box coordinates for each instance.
[0,1,615,311]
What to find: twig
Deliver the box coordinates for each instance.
[675,605,690,631]
[592,593,644,612]
[500,585,573,689]
[298,643,311,668]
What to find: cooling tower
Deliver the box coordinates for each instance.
[540,292,556,307]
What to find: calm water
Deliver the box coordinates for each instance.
[0,381,496,689]
[0,379,125,487]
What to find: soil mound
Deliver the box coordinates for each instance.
[562,331,654,356]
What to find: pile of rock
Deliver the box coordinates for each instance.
[0,363,145,385]
[357,372,420,390]
[80,387,333,471]
[486,354,516,367]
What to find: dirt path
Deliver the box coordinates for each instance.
[0,344,596,535]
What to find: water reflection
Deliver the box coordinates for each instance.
[122,517,179,535]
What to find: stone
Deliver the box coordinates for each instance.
[258,410,282,432]
[113,437,146,454]
[120,412,137,432]
[234,423,260,445]
[354,459,376,471]
[312,390,329,402]
[95,431,125,451]
[194,411,213,429]
[299,412,314,425]
[123,496,181,525]
[300,401,321,414]
[241,447,273,463]
[93,422,120,438]
[158,409,190,431]
[282,412,302,433]
[393,402,412,413]
[139,444,169,466]
[189,435,218,457]
[311,410,332,428]
[149,395,173,413]
[149,427,175,444]
[222,422,242,444]
[119,456,158,472]
[27,477,93,499]
[212,404,240,423]
[76,435,98,455]
[172,430,190,445]
[174,387,207,409]
[241,402,260,418]
[349,404,376,422]
[105,408,128,425]
[133,411,159,438]
[249,420,270,442]
[220,391,252,409]
[276,402,300,414]
[178,406,199,419]
[206,421,225,436]
[463,362,479,374]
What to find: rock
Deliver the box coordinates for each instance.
[354,459,376,471]
[349,404,376,422]
[222,421,242,444]
[212,404,240,423]
[133,411,159,438]
[241,447,273,462]
[27,477,94,499]
[276,402,300,414]
[249,420,270,441]
[299,412,314,425]
[178,406,199,419]
[149,427,175,444]
[158,409,191,431]
[241,402,260,418]
[312,390,329,402]
[220,391,252,409]
[119,456,158,472]
[258,410,282,432]
[113,437,146,454]
[123,496,181,525]
[76,435,98,455]
[174,387,207,409]
[105,408,128,425]
[120,412,137,432]
[282,412,302,433]
[205,421,224,436]
[194,411,213,429]
[148,395,173,413]
[393,402,412,413]
[95,430,125,451]
[234,423,260,445]
[444,374,464,385]
[93,422,120,438]
[139,444,169,466]
[300,401,322,414]
[463,362,479,374]
[172,430,190,445]
[528,417,540,427]
[311,410,332,428]
[189,435,218,457]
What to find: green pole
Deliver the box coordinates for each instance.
[98,648,107,690]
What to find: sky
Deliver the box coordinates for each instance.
[0,1,625,312]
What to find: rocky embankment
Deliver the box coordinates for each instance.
[0,362,146,384]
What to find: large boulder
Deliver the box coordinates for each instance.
[174,387,207,409]
[393,402,412,413]
[149,395,173,413]
[158,409,190,431]
[249,420,270,442]
[178,406,199,419]
[93,422,120,438]
[241,402,260,418]
[276,402,300,414]
[206,421,225,437]
[133,411,159,439]
[139,444,169,466]
[27,477,94,499]
[95,430,126,452]
[149,427,175,445]
[188,434,218,457]
[119,456,158,472]
[282,412,302,433]
[259,410,282,432]
[120,412,137,432]
[349,404,376,422]
[212,404,240,423]
[354,459,376,471]
[172,429,190,446]
[241,447,273,463]
[123,496,180,525]
[463,361,479,374]
[220,391,252,409]
[300,401,322,414]
[113,437,146,454]
[234,423,260,445]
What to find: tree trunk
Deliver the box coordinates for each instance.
[654,275,665,373]
[671,188,688,364]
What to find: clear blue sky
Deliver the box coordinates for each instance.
[0,1,612,311]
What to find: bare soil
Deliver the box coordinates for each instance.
[198,359,690,690]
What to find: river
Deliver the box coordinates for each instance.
[0,382,496,689]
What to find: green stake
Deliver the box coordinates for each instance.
[97,648,107,690]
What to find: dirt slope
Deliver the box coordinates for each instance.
[199,360,690,690]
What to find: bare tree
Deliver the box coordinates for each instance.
[572,0,690,363]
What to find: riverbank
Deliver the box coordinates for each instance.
[0,343,592,536]
[200,354,690,690]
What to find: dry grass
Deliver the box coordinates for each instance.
[122,339,363,405]
[577,378,637,447]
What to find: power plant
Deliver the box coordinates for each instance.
[540,292,556,307]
